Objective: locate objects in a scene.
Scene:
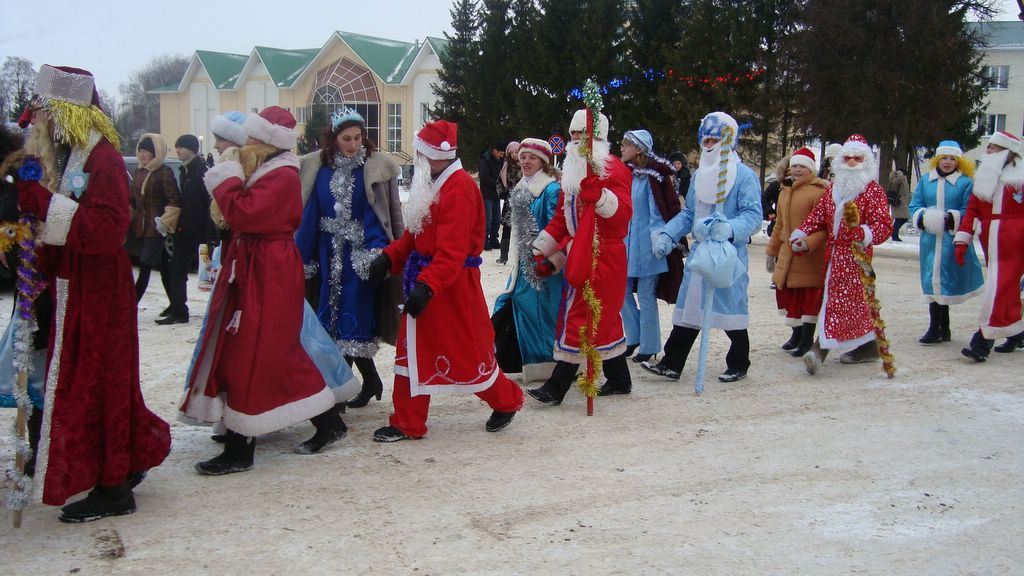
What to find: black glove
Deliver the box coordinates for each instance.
[404,281,433,318]
[367,252,391,284]
[944,212,955,232]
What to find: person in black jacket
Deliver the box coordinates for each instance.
[478,143,505,249]
[158,134,214,325]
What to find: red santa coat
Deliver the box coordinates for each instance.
[384,160,500,395]
[797,181,893,350]
[534,156,633,362]
[17,138,170,505]
[954,162,1024,339]
[178,153,335,436]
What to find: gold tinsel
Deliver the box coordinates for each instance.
[47,100,120,149]
[842,202,896,378]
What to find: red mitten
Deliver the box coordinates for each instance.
[578,175,603,203]
[16,180,53,218]
[533,253,555,277]
[837,224,865,243]
[954,243,967,267]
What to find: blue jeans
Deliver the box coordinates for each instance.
[621,275,661,355]
[484,198,500,247]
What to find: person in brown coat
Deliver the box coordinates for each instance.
[765,147,828,357]
[130,133,180,306]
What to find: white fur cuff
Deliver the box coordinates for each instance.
[548,251,566,272]
[39,193,79,246]
[789,229,808,242]
[205,161,245,193]
[953,231,973,245]
[594,188,619,218]
[921,208,946,235]
[533,230,558,257]
[859,224,873,247]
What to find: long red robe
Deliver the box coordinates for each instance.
[534,156,633,362]
[17,138,170,505]
[797,181,893,350]
[178,153,336,436]
[955,162,1024,339]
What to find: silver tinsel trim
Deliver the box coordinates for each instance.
[304,261,319,279]
[510,181,545,290]
[57,131,102,197]
[337,338,380,359]
[34,278,69,502]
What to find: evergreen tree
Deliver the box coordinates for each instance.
[464,0,516,167]
[433,0,480,136]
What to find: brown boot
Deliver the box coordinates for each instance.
[803,340,829,375]
[840,340,880,364]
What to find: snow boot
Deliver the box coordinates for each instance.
[195,430,255,475]
[346,356,384,408]
[840,340,880,364]
[919,303,950,344]
[803,340,829,375]
[597,354,632,396]
[961,330,994,362]
[790,323,815,357]
[527,361,578,405]
[295,408,348,454]
[781,326,801,351]
[994,331,1024,353]
[59,482,136,523]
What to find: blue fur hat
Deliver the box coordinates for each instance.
[623,129,654,155]
[935,140,962,157]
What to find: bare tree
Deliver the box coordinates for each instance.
[114,54,188,153]
[0,57,36,122]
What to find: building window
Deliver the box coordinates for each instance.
[387,103,402,153]
[309,57,382,145]
[296,106,307,124]
[420,102,431,127]
[982,65,1009,90]
[979,113,1006,136]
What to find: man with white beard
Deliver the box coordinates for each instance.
[954,130,1024,360]
[791,134,893,374]
[366,120,523,441]
[526,109,634,405]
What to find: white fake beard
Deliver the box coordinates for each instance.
[694,143,738,204]
[973,149,1009,203]
[402,153,437,235]
[561,140,610,196]
[831,155,877,205]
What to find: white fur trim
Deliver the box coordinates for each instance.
[789,154,817,172]
[859,225,873,247]
[946,210,961,234]
[569,110,610,141]
[935,145,962,158]
[789,229,808,242]
[246,151,300,187]
[988,132,1021,154]
[594,187,619,218]
[953,231,973,245]
[244,113,297,150]
[211,115,247,147]
[39,193,78,246]
[912,207,927,229]
[413,136,457,160]
[921,208,946,235]
[533,230,558,256]
[204,160,244,192]
[548,251,566,272]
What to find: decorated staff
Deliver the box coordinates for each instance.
[644,112,762,392]
[843,203,896,378]
[527,81,634,411]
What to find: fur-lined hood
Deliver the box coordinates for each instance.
[136,132,168,172]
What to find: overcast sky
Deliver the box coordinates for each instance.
[0,0,456,96]
[1,0,1020,99]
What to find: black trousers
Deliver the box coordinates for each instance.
[136,243,172,304]
[167,234,199,316]
[661,326,750,373]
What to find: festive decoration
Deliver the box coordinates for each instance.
[0,215,46,528]
[330,108,365,130]
[569,68,766,99]
[509,181,545,290]
[842,202,896,379]
[46,99,120,150]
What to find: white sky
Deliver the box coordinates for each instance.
[0,0,455,96]
[0,0,1020,98]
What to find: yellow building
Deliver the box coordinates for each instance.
[153,31,448,161]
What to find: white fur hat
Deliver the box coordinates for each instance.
[244,106,297,150]
[989,131,1021,154]
[569,109,609,141]
[211,111,248,147]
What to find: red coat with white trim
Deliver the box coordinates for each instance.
[534,155,633,362]
[179,152,336,436]
[16,139,170,505]
[797,181,892,350]
[384,161,501,395]
[954,161,1024,339]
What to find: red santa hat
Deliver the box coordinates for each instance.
[841,134,872,158]
[789,147,817,172]
[414,120,458,160]
[518,137,553,164]
[988,130,1021,154]
[244,106,297,150]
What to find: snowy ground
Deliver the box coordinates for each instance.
[2,229,1022,575]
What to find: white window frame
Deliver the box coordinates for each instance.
[980,113,1006,136]
[983,65,1010,90]
[387,103,402,153]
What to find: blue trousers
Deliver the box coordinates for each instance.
[621,275,661,355]
[484,198,501,246]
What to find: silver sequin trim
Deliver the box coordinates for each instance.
[40,194,79,246]
[33,278,69,502]
[36,65,95,107]
[337,338,380,359]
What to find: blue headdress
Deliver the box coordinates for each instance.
[331,108,365,130]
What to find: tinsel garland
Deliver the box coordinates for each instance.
[509,180,545,290]
[842,203,896,379]
[576,79,605,400]
[46,100,120,150]
[0,216,46,518]
[319,148,382,349]
[628,155,674,182]
[402,251,483,297]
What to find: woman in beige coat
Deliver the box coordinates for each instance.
[765,148,829,357]
[130,133,181,306]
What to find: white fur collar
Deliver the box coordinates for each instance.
[247,151,300,187]
[928,169,962,185]
[518,172,555,198]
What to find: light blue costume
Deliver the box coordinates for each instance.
[295,152,389,358]
[0,313,45,409]
[493,172,563,383]
[659,164,763,330]
[908,167,984,305]
[620,130,669,356]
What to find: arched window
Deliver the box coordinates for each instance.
[309,58,381,145]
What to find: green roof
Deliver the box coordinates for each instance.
[254,47,320,87]
[195,50,249,89]
[969,21,1024,48]
[426,36,449,59]
[148,83,180,93]
[336,31,418,84]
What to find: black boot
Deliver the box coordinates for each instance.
[961,330,994,362]
[919,302,949,344]
[781,326,801,351]
[939,304,951,341]
[295,408,348,454]
[994,331,1024,353]
[790,323,815,357]
[23,406,42,477]
[527,361,577,405]
[195,430,255,475]
[597,354,632,396]
[346,356,384,408]
[59,482,136,523]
